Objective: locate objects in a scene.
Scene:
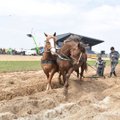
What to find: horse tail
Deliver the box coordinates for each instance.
[82,53,87,72]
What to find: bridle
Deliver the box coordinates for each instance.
[70,44,84,64]
[44,37,56,53]
[44,41,51,53]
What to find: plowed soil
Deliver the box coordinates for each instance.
[0,61,120,120]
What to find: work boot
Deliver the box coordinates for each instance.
[109,72,112,78]
[113,71,117,77]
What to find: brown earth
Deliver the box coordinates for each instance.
[0,59,120,120]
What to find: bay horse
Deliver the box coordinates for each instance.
[58,40,87,83]
[41,32,58,90]
[57,35,85,95]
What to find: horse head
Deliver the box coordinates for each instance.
[70,42,83,64]
[44,32,57,55]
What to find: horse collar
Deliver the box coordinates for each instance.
[41,59,56,64]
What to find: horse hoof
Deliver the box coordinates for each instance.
[46,84,52,91]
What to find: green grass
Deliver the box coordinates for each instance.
[0,60,119,72]
[0,61,41,72]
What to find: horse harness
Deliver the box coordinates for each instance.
[57,52,83,65]
[41,59,57,64]
[42,38,84,65]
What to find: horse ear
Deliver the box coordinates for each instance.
[44,33,48,37]
[53,32,56,36]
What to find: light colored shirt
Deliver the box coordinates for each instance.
[110,51,119,62]
[96,60,106,68]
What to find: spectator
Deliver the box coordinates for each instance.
[109,47,119,77]
[95,56,106,77]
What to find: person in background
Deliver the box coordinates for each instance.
[95,56,106,77]
[109,47,119,77]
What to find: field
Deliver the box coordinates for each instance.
[0,55,42,72]
[0,55,118,72]
[0,55,120,120]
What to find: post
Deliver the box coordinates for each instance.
[27,34,39,55]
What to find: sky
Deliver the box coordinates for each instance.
[0,0,120,53]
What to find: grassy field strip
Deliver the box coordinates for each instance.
[0,60,119,72]
[0,61,41,72]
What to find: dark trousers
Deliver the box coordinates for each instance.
[111,61,118,73]
[97,67,104,76]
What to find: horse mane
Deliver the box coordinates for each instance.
[64,35,81,44]
[63,35,86,53]
[59,35,82,56]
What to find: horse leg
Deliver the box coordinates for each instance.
[80,64,84,81]
[63,71,66,84]
[64,68,74,95]
[44,71,50,90]
[58,71,66,85]
[46,69,56,90]
[75,68,79,78]
[58,71,62,85]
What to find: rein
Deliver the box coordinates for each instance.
[57,52,83,65]
[70,52,83,64]
[56,52,70,61]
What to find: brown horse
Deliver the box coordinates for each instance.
[41,32,59,90]
[57,35,85,94]
[58,40,87,83]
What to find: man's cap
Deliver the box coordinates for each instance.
[110,47,114,50]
